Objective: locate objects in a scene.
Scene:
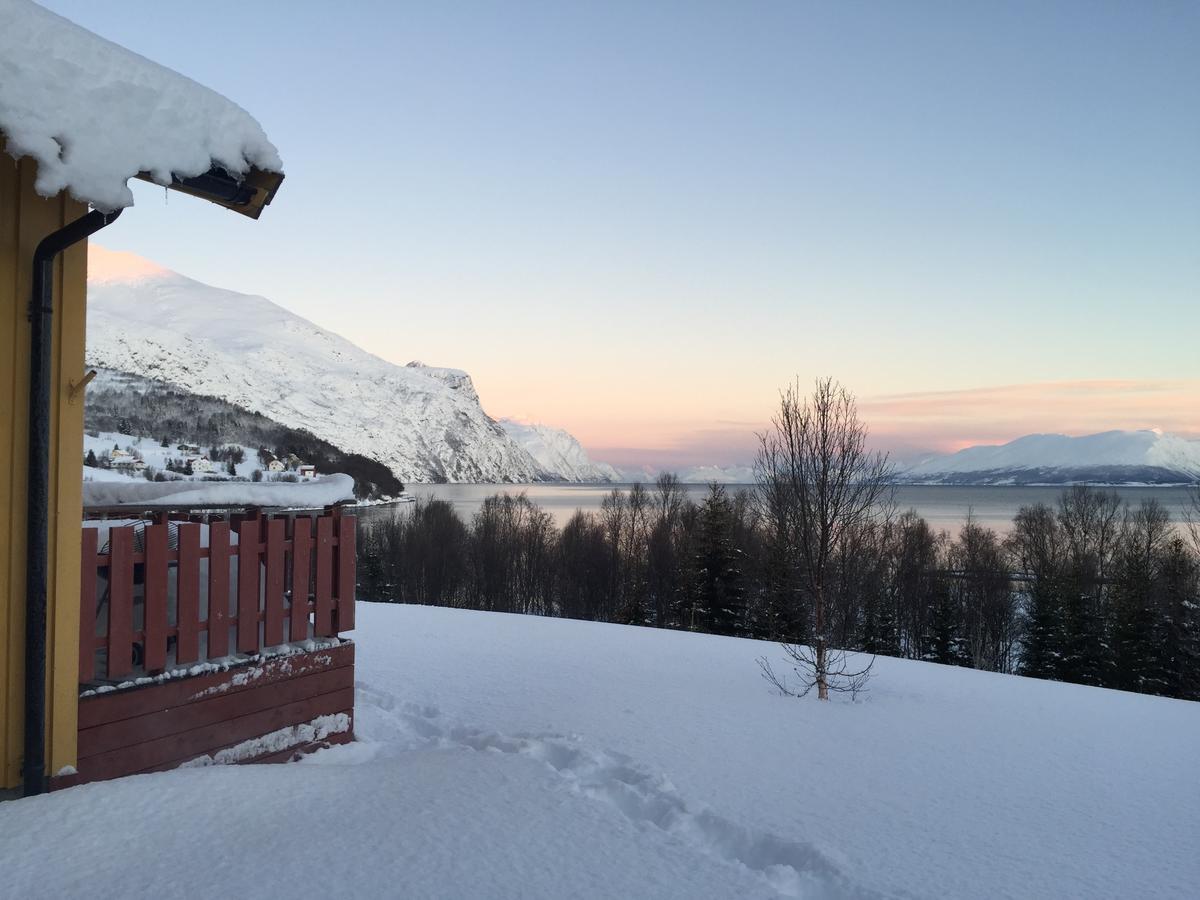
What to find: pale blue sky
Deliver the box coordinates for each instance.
[47,1,1200,465]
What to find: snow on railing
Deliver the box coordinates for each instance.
[79,507,355,684]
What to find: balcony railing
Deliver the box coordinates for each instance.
[79,507,355,684]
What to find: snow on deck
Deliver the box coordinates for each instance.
[0,0,281,210]
[81,473,354,510]
[3,604,1198,899]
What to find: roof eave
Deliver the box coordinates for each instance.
[135,165,284,220]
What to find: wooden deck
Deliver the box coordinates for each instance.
[56,507,358,790]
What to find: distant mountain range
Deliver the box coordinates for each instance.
[613,464,757,485]
[86,247,616,484]
[902,430,1200,485]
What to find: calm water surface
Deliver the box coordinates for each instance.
[361,483,1198,535]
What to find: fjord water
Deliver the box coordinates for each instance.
[364,483,1198,534]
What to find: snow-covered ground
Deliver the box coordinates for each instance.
[4,605,1198,899]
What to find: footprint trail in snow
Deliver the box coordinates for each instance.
[353,683,883,900]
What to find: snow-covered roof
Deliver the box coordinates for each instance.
[81,473,354,511]
[0,0,282,213]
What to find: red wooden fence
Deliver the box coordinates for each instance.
[79,508,356,683]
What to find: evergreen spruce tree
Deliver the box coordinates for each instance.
[616,587,649,628]
[874,601,901,658]
[923,576,971,667]
[1059,570,1108,686]
[687,485,746,637]
[1108,551,1163,694]
[84,448,98,468]
[760,532,805,643]
[1019,578,1066,680]
[1159,537,1200,700]
[861,593,900,658]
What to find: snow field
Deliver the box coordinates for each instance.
[2,603,1197,899]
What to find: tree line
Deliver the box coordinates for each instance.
[358,480,1200,702]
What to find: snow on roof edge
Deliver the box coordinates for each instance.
[0,0,283,212]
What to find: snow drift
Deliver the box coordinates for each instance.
[81,473,355,510]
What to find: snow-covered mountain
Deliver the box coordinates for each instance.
[499,420,619,483]
[676,464,756,484]
[85,246,559,484]
[904,430,1200,485]
[612,464,756,484]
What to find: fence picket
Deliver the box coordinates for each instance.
[143,523,169,672]
[264,518,286,646]
[314,516,334,635]
[237,518,261,654]
[176,523,201,664]
[79,528,98,683]
[208,522,231,658]
[335,515,356,632]
[290,517,312,642]
[107,527,134,679]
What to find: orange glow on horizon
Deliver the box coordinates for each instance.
[88,243,169,283]
[84,245,1199,468]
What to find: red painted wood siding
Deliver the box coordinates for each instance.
[65,643,355,787]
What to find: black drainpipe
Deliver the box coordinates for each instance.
[23,207,121,797]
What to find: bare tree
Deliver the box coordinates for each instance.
[754,377,895,699]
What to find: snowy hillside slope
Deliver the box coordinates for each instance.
[499,419,619,482]
[85,247,549,484]
[5,605,1196,899]
[904,430,1200,485]
[83,430,258,477]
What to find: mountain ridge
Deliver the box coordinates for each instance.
[499,420,620,483]
[86,247,604,483]
[903,429,1200,485]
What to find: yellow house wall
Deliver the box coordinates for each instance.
[1,148,88,789]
